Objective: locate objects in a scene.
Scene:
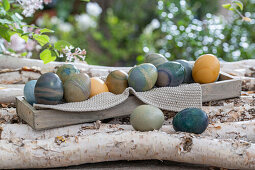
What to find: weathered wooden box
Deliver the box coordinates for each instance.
[16,72,241,130]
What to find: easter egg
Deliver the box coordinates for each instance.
[106,70,128,94]
[34,72,64,105]
[128,63,158,92]
[24,80,37,105]
[130,105,164,132]
[173,108,209,134]
[56,64,80,83]
[156,61,185,87]
[176,60,194,84]
[144,53,168,67]
[90,77,109,98]
[64,73,91,102]
[192,54,220,84]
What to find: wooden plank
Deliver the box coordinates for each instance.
[16,96,143,130]
[201,73,242,102]
[16,72,242,130]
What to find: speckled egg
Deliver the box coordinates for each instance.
[90,77,109,98]
[176,60,194,84]
[34,72,64,105]
[64,73,91,102]
[106,70,128,94]
[192,54,220,84]
[130,105,164,132]
[144,53,168,67]
[173,108,209,134]
[156,61,185,87]
[24,80,37,105]
[56,64,80,83]
[128,63,158,92]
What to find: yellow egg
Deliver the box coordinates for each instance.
[192,54,220,84]
[90,77,109,98]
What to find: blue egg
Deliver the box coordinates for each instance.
[24,80,37,105]
[34,73,64,105]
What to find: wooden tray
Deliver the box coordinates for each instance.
[16,72,241,130]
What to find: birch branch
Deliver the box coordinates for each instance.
[0,130,254,169]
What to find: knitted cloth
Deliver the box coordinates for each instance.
[34,83,202,112]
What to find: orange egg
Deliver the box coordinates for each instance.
[90,77,109,98]
[192,54,220,84]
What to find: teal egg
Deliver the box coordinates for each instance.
[56,64,80,83]
[34,73,64,105]
[24,80,37,105]
[64,73,91,102]
[144,53,168,67]
[156,61,185,87]
[130,105,164,132]
[175,60,194,83]
[128,63,158,92]
[173,108,209,134]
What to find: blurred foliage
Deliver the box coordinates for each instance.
[145,0,255,62]
[35,0,254,66]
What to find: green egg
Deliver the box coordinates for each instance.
[106,70,128,94]
[128,63,158,92]
[144,53,168,67]
[130,105,164,132]
[56,64,80,83]
[64,73,91,102]
[173,108,209,134]
[175,60,194,84]
[156,61,185,87]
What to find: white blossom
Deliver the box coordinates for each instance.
[16,0,44,17]
[75,14,96,30]
[10,34,26,52]
[62,46,86,62]
[86,2,102,17]
[58,22,73,32]
[144,19,160,34]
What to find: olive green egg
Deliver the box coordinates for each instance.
[56,64,80,83]
[106,70,128,94]
[130,105,164,132]
[64,73,91,102]
[144,53,168,67]
[128,63,158,92]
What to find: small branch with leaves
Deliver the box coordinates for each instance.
[222,0,252,22]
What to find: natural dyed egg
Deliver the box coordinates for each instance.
[106,70,128,94]
[175,60,194,84]
[173,108,209,134]
[130,105,164,132]
[90,77,109,98]
[128,63,158,92]
[144,53,168,67]
[34,72,64,105]
[192,54,220,84]
[56,64,80,83]
[64,73,91,102]
[156,61,185,87]
[24,80,37,105]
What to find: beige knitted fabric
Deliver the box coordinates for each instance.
[34,83,202,112]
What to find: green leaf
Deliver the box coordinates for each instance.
[54,40,72,51]
[0,18,12,24]
[222,3,231,9]
[0,7,7,15]
[11,13,23,26]
[3,0,10,11]
[33,34,50,46]
[80,0,90,2]
[21,52,28,57]
[233,0,243,11]
[40,49,56,64]
[21,35,29,42]
[40,28,54,34]
[0,26,12,41]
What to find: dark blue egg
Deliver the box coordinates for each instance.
[173,108,209,134]
[175,60,194,84]
[34,72,64,105]
[24,80,37,105]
